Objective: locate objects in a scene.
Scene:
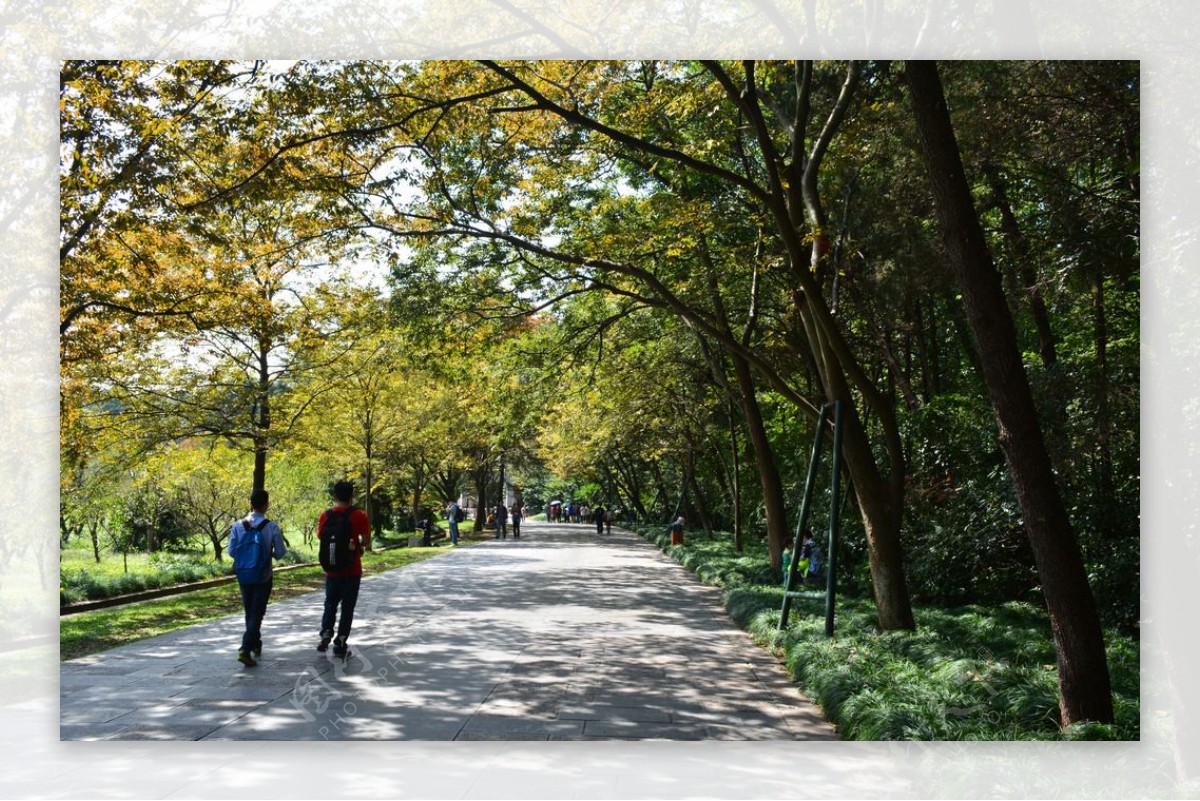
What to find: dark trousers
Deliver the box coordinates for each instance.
[321,575,362,641]
[238,578,273,653]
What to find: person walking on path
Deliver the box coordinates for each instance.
[227,488,287,667]
[669,515,686,545]
[317,480,371,659]
[800,528,823,586]
[510,502,523,539]
[593,504,606,536]
[446,499,461,546]
[494,502,509,539]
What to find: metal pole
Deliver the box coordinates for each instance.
[780,403,830,630]
[825,401,844,636]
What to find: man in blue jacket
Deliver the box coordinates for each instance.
[228,488,287,667]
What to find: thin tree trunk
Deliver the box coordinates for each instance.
[906,59,1114,725]
[252,343,270,493]
[1093,274,1113,512]
[688,471,714,537]
[728,394,743,551]
[618,459,650,520]
[730,351,789,569]
[650,461,673,521]
[89,521,101,564]
[411,461,426,528]
[913,297,937,401]
[987,168,1058,368]
[363,421,374,531]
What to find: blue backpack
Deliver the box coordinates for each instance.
[233,518,271,583]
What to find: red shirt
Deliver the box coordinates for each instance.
[318,506,371,577]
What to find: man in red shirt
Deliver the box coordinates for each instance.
[316,480,371,658]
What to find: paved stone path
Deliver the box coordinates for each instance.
[60,521,837,741]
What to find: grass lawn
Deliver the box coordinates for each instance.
[59,521,472,604]
[60,542,466,661]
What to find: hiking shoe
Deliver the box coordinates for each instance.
[251,648,262,660]
[332,636,349,658]
[237,650,257,667]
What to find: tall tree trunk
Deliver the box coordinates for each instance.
[834,398,915,631]
[906,60,1114,725]
[791,60,914,630]
[790,285,916,631]
[472,466,489,532]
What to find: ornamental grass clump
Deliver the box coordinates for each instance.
[638,525,1139,741]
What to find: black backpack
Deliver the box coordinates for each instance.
[454,505,465,523]
[320,507,354,572]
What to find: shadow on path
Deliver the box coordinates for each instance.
[60,521,838,741]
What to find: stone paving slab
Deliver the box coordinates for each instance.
[59,521,838,741]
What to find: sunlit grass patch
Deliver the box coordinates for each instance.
[60,546,447,661]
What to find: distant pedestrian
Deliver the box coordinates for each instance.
[781,536,796,585]
[593,505,606,535]
[317,480,372,659]
[800,528,823,586]
[604,508,614,535]
[494,502,509,539]
[228,488,287,667]
[510,503,523,539]
[669,515,685,545]
[446,499,461,546]
[418,508,444,546]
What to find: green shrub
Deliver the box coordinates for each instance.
[634,526,1140,741]
[61,553,229,604]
